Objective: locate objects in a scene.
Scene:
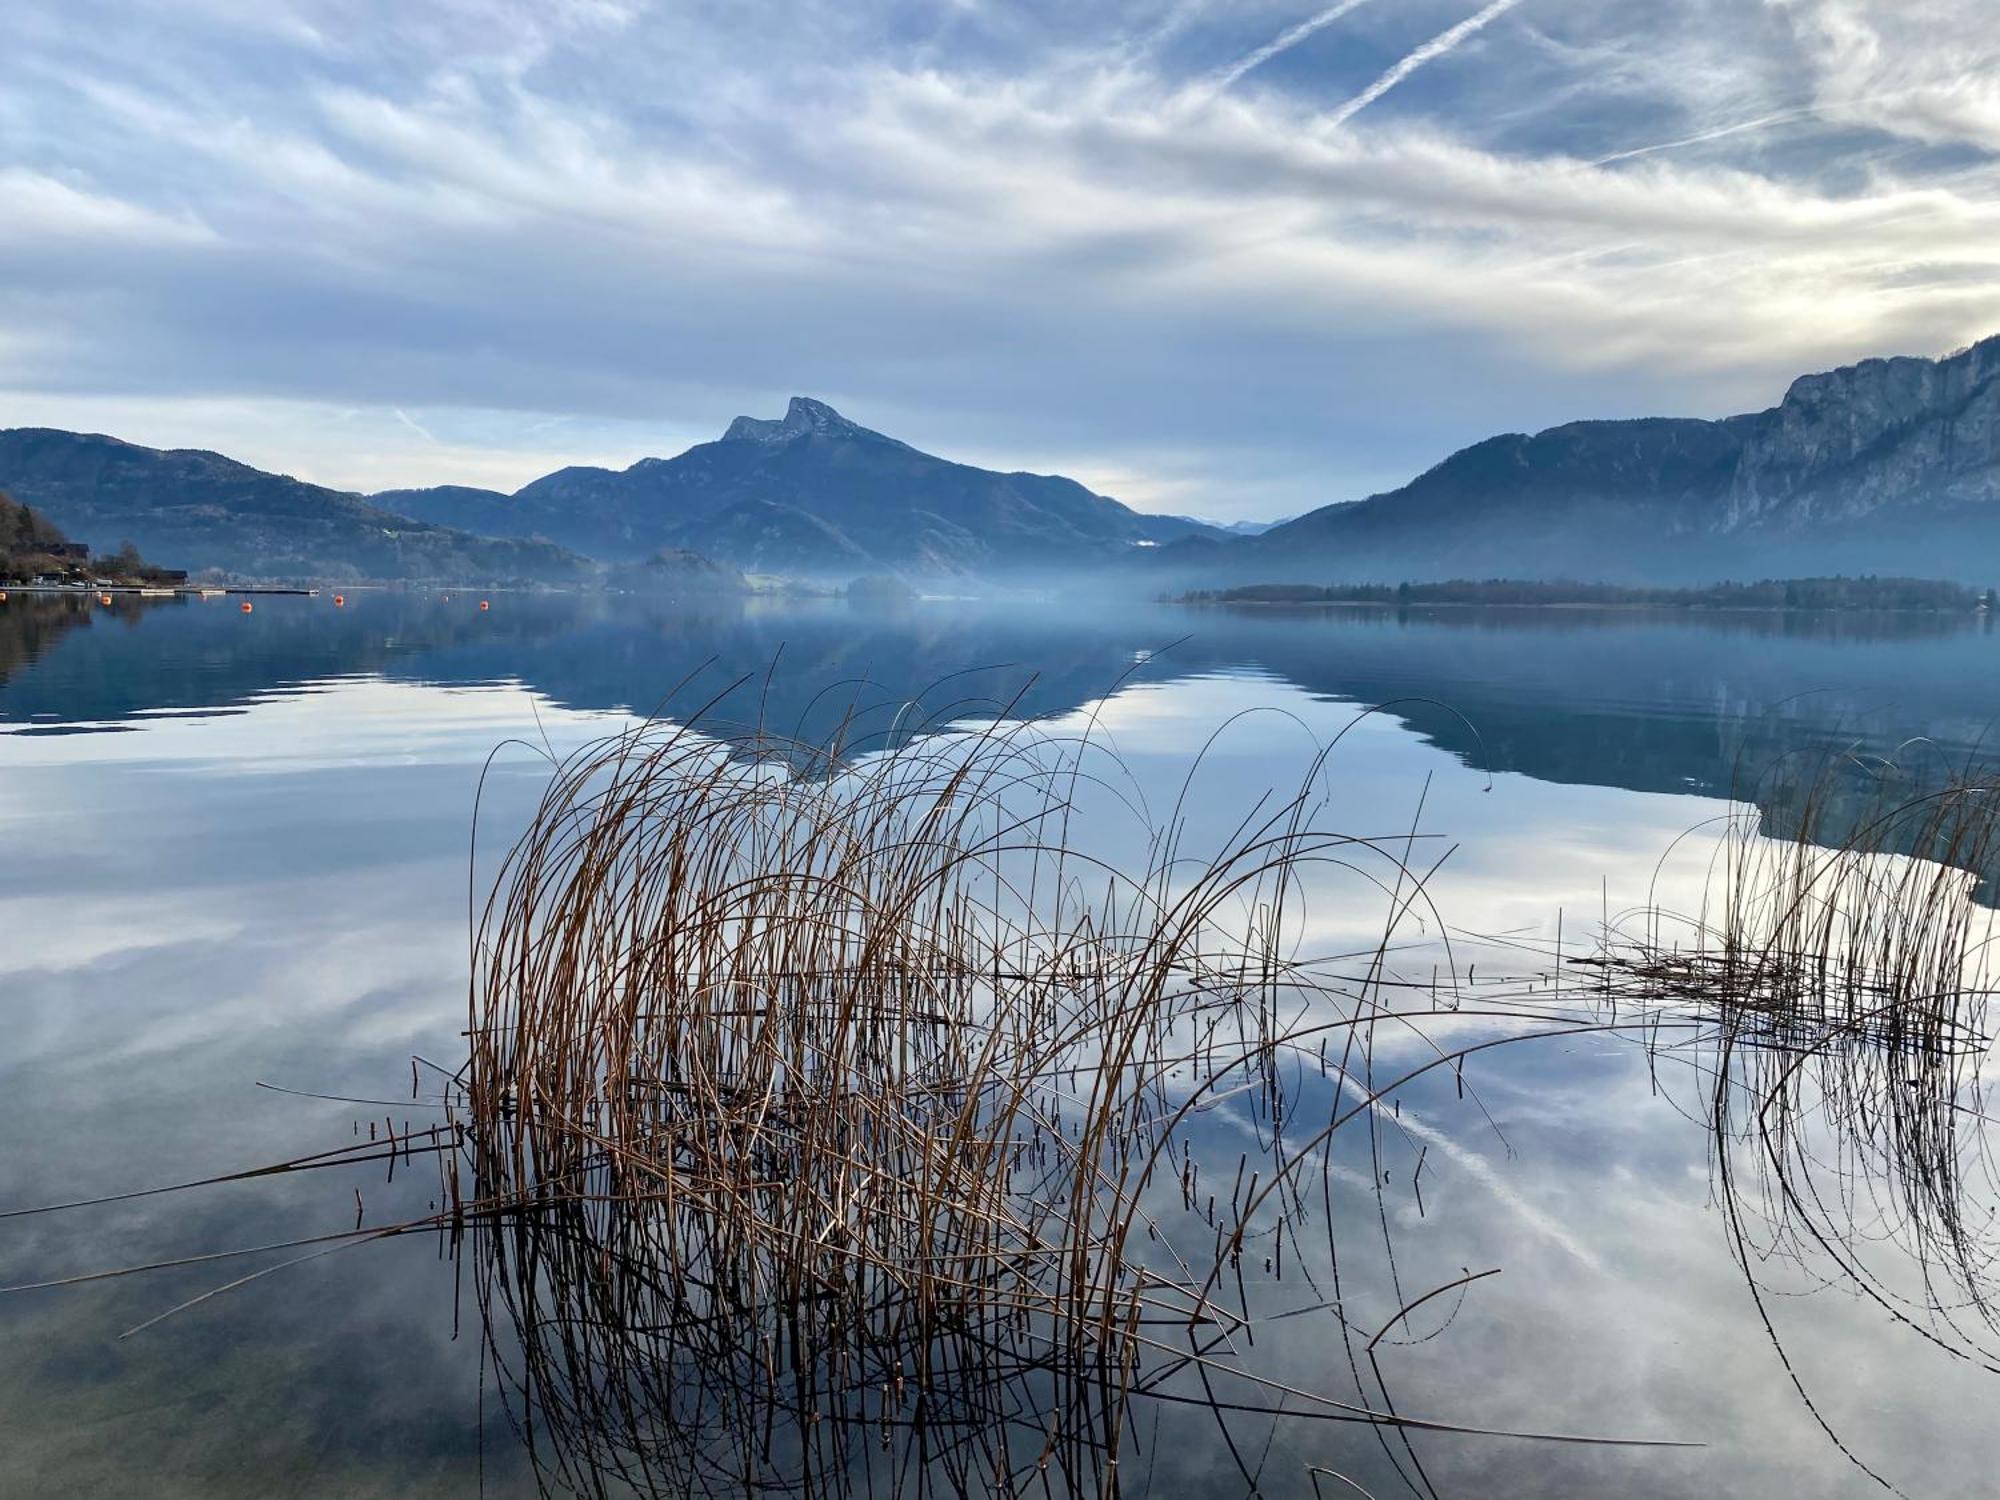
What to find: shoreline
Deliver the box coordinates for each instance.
[0,583,319,597]
[1170,597,1988,617]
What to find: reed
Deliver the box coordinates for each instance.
[0,691,1712,1498]
[1588,768,2000,1493]
[459,709,1666,1498]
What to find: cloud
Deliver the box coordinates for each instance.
[0,167,215,246]
[0,0,1997,514]
[1775,0,2000,151]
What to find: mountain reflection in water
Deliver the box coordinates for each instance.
[5,589,1994,833]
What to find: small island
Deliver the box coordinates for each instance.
[1176,576,1995,613]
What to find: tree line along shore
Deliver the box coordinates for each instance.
[1175,577,1996,612]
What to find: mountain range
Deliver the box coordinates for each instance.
[0,430,593,583]
[375,396,1213,577]
[2,334,1997,587]
[1166,334,2000,587]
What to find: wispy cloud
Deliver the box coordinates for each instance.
[0,166,215,245]
[1389,1102,1607,1275]
[1777,0,2000,151]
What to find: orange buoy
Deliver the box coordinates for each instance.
[333,594,345,607]
[0,590,9,603]
[99,592,113,605]
[240,600,254,613]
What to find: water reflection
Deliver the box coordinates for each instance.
[3,598,1999,1496]
[5,593,1997,795]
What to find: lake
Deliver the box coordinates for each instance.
[3,590,1997,1499]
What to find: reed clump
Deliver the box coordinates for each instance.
[1597,776,2000,1232]
[461,709,1680,1498]
[1608,773,2000,1046]
[0,698,1711,1498]
[1587,772,2000,1489]
[464,714,1369,1495]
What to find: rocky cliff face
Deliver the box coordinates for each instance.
[1725,337,2000,528]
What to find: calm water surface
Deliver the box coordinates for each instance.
[2,591,1997,1498]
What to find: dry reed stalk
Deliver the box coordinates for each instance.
[1586,768,2000,1494]
[459,711,1676,1498]
[0,691,1715,1500]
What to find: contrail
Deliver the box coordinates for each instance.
[392,408,438,444]
[1387,1103,1608,1275]
[1204,1053,1606,1275]
[1196,0,1382,98]
[1593,107,1818,165]
[1127,0,1215,61]
[1327,0,1527,127]
[1592,89,1913,166]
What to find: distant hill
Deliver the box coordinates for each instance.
[1162,335,2000,587]
[0,430,597,583]
[379,397,1218,577]
[676,498,876,576]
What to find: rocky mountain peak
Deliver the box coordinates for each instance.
[782,396,852,434]
[722,396,875,444]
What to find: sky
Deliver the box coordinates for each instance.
[1,1,1998,522]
